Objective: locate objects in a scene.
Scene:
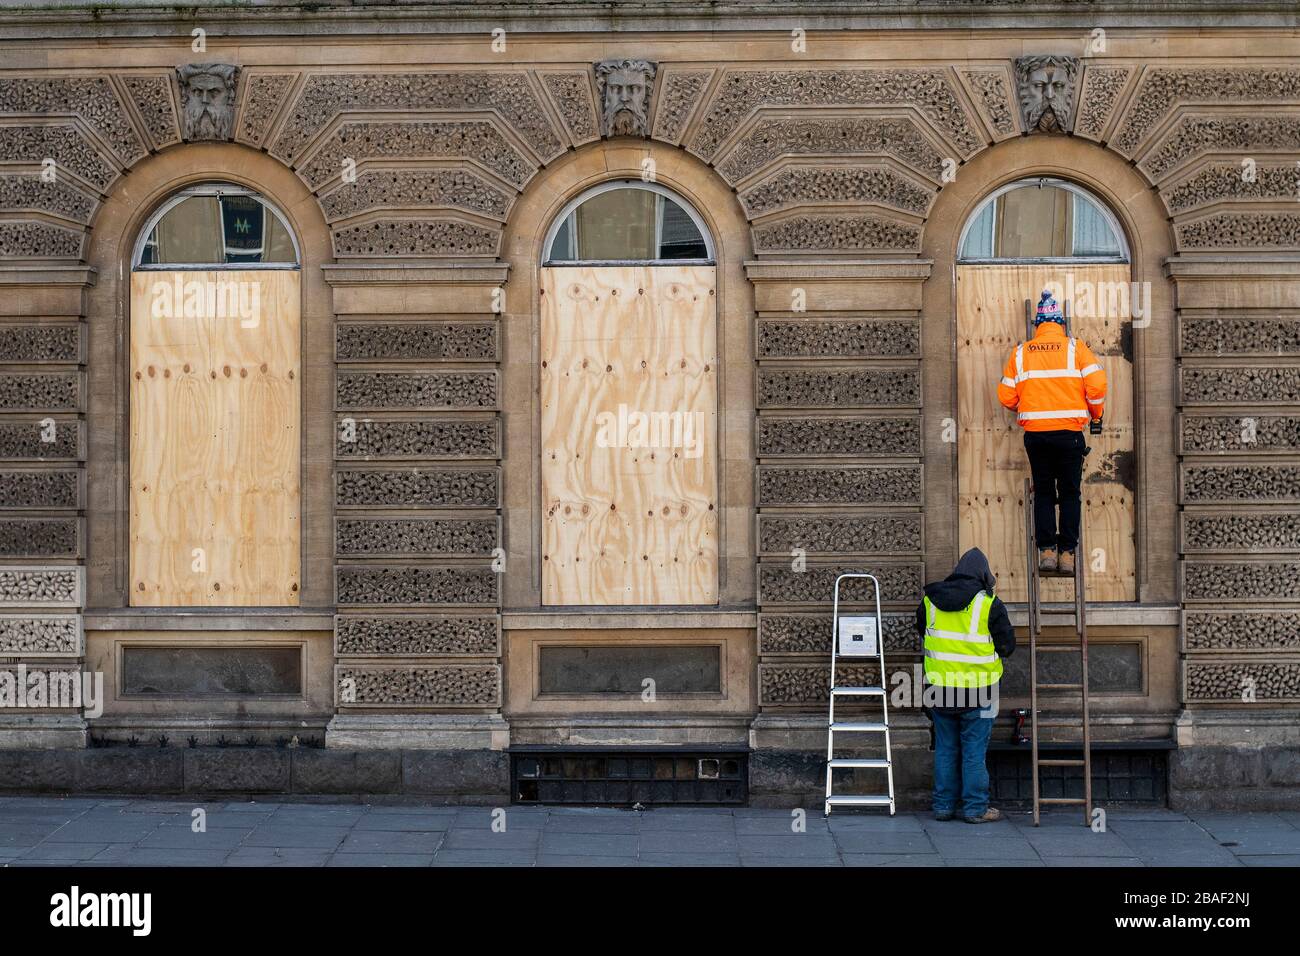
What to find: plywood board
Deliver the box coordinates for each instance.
[130,270,300,606]
[956,263,1135,602]
[540,266,718,606]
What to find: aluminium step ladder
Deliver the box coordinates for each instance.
[1024,476,1093,827]
[823,572,895,816]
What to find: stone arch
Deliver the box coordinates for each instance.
[918,134,1178,602]
[82,142,335,607]
[498,138,755,608]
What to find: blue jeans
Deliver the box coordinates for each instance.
[931,708,995,819]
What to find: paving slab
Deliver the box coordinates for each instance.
[441,827,542,850]
[224,847,333,867]
[43,818,161,844]
[241,824,351,849]
[18,842,108,861]
[338,830,446,854]
[842,853,944,867]
[546,813,642,834]
[639,812,736,832]
[351,813,456,832]
[0,797,1276,867]
[138,827,252,850]
[430,849,536,866]
[113,848,232,866]
[538,854,639,867]
[325,853,435,867]
[638,830,739,854]
[1024,829,1136,857]
[539,832,639,856]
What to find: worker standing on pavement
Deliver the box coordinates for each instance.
[917,548,1016,824]
[997,290,1108,575]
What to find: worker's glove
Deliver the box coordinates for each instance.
[1089,418,1103,436]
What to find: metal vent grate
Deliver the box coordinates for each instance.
[511,750,747,806]
[988,748,1168,806]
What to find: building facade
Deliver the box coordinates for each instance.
[0,1,1298,808]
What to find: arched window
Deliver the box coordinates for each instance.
[958,177,1128,263]
[543,182,713,264]
[128,182,302,607]
[134,183,299,269]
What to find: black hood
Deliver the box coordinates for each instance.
[923,547,998,612]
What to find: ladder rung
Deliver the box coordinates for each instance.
[1040,797,1088,805]
[1038,759,1086,767]
[1035,645,1082,653]
[830,722,888,733]
[1037,683,1084,691]
[828,758,890,769]
[825,795,892,807]
[831,686,886,697]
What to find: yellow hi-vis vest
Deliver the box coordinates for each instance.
[923,591,1003,688]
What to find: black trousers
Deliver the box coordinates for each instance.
[1024,430,1086,552]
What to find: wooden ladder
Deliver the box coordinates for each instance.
[1024,475,1093,827]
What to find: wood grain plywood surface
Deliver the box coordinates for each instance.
[541,266,718,606]
[130,270,300,606]
[957,263,1134,603]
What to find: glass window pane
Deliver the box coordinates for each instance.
[149,195,223,264]
[960,201,995,259]
[1072,194,1122,257]
[574,188,656,260]
[996,185,1071,257]
[959,182,1125,261]
[221,194,266,263]
[550,216,575,261]
[657,197,708,259]
[139,189,297,267]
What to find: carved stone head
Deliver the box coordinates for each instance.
[595,58,657,137]
[1014,55,1079,133]
[176,63,240,141]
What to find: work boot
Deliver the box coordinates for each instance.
[1037,548,1057,572]
[933,810,955,822]
[1057,550,1076,575]
[964,807,1003,824]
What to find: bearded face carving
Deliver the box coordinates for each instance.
[177,63,240,141]
[595,59,657,137]
[1014,55,1079,133]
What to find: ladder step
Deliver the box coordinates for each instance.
[1035,645,1083,653]
[1040,797,1088,805]
[1038,759,1086,767]
[831,686,886,697]
[1037,683,1085,691]
[826,795,892,807]
[828,758,891,769]
[830,722,888,733]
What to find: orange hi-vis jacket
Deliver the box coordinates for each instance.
[997,322,1107,433]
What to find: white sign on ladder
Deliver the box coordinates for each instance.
[837,616,878,657]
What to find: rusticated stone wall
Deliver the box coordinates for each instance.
[329,267,504,713]
[0,268,89,720]
[1174,263,1300,707]
[1,33,1299,742]
[2,59,1298,267]
[748,263,927,712]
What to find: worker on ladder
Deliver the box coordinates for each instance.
[917,548,1016,824]
[997,290,1108,575]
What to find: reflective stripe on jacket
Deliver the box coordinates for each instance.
[923,591,1004,688]
[997,322,1107,432]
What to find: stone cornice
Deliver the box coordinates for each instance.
[320,263,510,286]
[0,265,96,287]
[0,2,1296,40]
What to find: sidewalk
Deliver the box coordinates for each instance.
[0,796,1296,867]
